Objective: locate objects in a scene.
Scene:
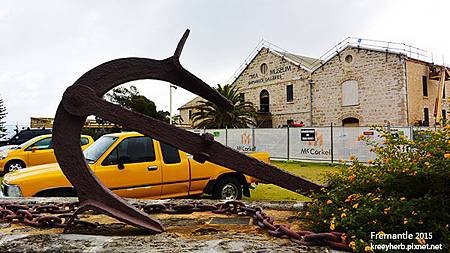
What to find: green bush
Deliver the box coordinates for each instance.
[305,127,449,252]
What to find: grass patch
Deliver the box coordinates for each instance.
[245,160,341,201]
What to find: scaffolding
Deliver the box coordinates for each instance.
[429,66,450,124]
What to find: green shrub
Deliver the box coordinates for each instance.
[305,127,449,252]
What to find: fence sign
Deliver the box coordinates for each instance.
[300,129,316,141]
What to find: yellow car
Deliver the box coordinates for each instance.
[2,132,269,199]
[0,134,94,173]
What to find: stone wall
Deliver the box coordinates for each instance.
[311,47,408,126]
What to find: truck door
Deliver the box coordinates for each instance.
[26,136,56,166]
[159,142,190,198]
[95,136,162,198]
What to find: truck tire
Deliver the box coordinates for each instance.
[4,160,26,173]
[213,176,242,200]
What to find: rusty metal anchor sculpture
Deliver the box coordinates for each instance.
[52,29,323,233]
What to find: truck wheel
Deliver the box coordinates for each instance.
[213,177,242,200]
[5,160,25,173]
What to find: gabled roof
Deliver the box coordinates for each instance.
[273,50,318,71]
[310,45,407,73]
[178,96,205,110]
[230,46,317,85]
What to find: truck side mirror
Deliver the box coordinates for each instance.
[117,156,129,170]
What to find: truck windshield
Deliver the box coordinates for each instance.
[18,135,44,149]
[84,136,118,163]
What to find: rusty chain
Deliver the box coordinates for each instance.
[0,201,351,251]
[0,202,94,228]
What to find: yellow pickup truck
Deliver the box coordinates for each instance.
[0,134,94,173]
[2,132,269,200]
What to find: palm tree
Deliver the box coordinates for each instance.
[192,84,256,128]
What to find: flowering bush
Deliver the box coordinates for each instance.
[305,127,449,252]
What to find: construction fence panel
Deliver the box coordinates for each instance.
[226,129,253,152]
[254,128,288,159]
[288,127,332,161]
[332,127,412,162]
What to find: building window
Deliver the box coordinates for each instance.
[260,63,268,75]
[188,110,192,120]
[259,89,270,113]
[342,80,359,106]
[422,76,428,97]
[423,108,429,126]
[239,93,245,102]
[443,85,446,99]
[286,84,293,102]
[443,109,447,123]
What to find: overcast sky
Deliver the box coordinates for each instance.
[1,0,449,129]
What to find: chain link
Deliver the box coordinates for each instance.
[0,201,351,251]
[208,201,352,251]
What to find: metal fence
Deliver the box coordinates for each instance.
[192,126,414,163]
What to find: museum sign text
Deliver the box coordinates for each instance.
[248,65,292,85]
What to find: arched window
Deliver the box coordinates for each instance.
[260,90,270,112]
[342,117,359,127]
[342,80,359,106]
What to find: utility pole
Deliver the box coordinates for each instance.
[169,85,177,125]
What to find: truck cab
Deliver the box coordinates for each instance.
[2,132,269,200]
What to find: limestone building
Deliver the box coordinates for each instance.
[178,96,206,128]
[30,117,54,129]
[179,38,449,128]
[30,117,116,129]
